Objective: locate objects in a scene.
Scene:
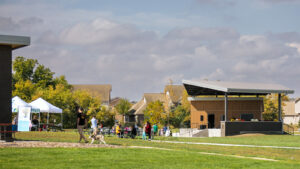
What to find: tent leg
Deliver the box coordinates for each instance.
[47,113,49,130]
[61,113,63,130]
[39,113,41,131]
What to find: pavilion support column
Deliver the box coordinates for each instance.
[0,45,12,140]
[278,94,282,122]
[224,93,228,122]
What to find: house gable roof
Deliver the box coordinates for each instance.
[164,85,185,103]
[72,84,112,102]
[130,93,165,115]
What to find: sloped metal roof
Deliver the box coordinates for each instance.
[0,35,30,49]
[183,80,294,96]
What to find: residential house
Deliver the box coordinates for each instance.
[72,84,112,106]
[129,85,185,125]
[164,85,185,111]
[283,98,300,125]
[130,93,166,125]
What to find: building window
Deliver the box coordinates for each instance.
[200,115,204,121]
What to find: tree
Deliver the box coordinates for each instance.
[144,100,166,125]
[169,105,189,128]
[263,94,289,121]
[53,75,72,90]
[115,98,131,124]
[12,80,36,102]
[32,83,76,128]
[32,65,54,88]
[11,56,116,128]
[97,106,115,127]
[12,56,38,82]
[181,90,191,112]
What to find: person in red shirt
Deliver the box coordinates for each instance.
[145,121,152,141]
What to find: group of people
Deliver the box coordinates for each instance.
[142,121,158,141]
[115,123,137,139]
[76,107,169,143]
[77,107,106,144]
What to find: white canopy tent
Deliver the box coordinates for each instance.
[12,96,40,113]
[29,98,63,129]
[12,96,41,131]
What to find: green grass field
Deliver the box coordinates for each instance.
[1,131,300,169]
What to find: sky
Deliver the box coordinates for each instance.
[1,0,300,101]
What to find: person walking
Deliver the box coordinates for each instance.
[91,115,98,136]
[77,107,88,143]
[142,123,147,140]
[145,121,152,141]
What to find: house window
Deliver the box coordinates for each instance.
[200,115,204,121]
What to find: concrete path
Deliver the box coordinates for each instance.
[152,140,300,150]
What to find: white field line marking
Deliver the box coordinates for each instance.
[152,140,300,150]
[197,152,278,162]
[128,146,172,151]
[126,146,278,162]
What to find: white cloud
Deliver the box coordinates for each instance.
[287,43,300,54]
[3,2,300,100]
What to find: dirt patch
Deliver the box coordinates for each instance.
[0,141,120,148]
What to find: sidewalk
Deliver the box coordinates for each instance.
[152,140,300,150]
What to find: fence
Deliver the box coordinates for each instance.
[283,123,294,135]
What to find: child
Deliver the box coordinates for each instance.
[142,123,146,140]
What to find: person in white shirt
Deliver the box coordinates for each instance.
[91,116,98,136]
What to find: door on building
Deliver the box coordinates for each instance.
[208,114,215,128]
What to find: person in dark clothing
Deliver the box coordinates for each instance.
[77,107,88,143]
[31,115,39,131]
[131,124,137,139]
[145,121,152,141]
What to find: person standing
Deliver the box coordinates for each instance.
[31,115,39,131]
[91,115,98,136]
[142,123,147,140]
[153,123,158,137]
[145,121,152,141]
[77,107,88,143]
[116,123,121,138]
[130,124,137,139]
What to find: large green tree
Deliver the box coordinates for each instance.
[169,105,189,128]
[144,100,166,126]
[115,98,131,124]
[12,56,38,85]
[12,56,114,128]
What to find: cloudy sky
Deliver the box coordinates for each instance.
[1,0,300,101]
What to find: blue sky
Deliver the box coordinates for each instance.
[1,0,300,100]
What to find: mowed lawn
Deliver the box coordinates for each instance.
[0,131,299,169]
[1,147,299,169]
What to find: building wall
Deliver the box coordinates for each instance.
[191,99,264,128]
[283,101,295,115]
[295,101,300,114]
[283,115,300,125]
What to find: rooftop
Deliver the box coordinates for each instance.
[183,80,294,96]
[0,35,30,49]
[72,84,112,102]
